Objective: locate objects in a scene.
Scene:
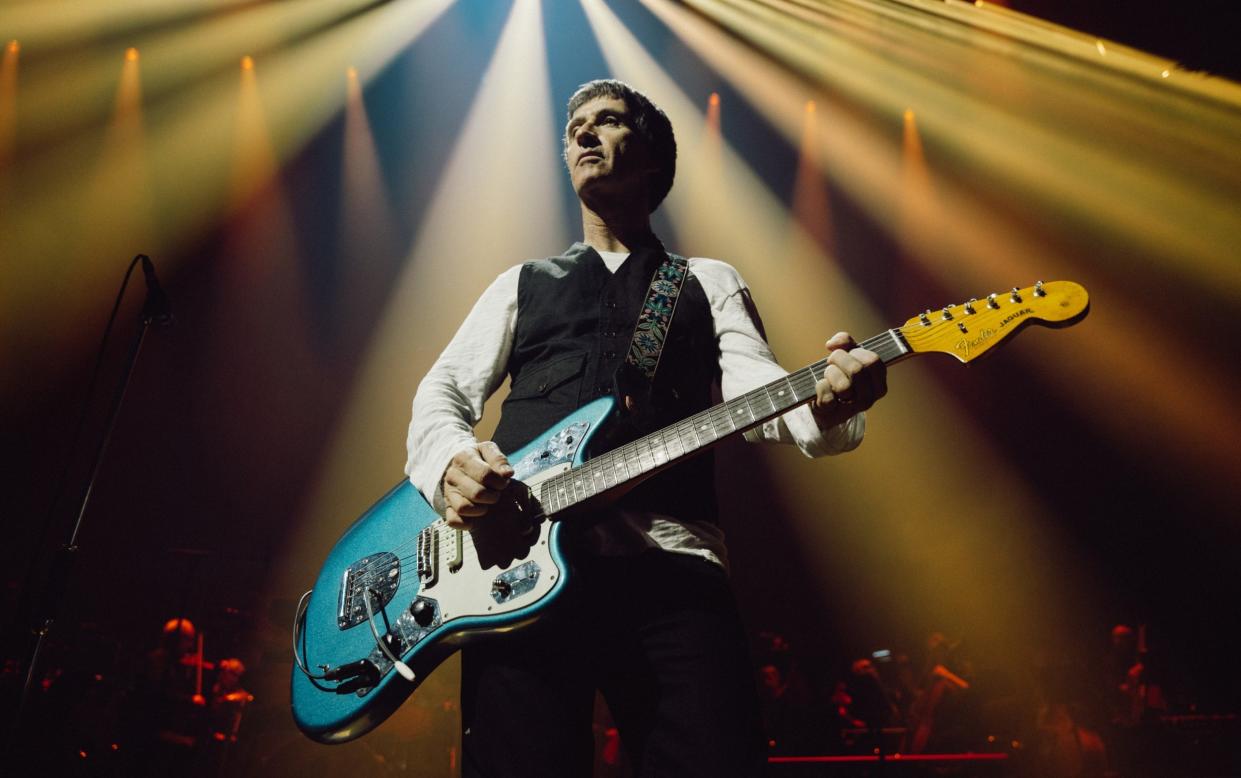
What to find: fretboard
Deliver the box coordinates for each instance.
[537,329,911,515]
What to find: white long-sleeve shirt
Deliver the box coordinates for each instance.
[406,250,864,568]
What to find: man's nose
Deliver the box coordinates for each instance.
[573,122,600,146]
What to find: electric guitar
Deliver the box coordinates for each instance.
[292,280,1089,743]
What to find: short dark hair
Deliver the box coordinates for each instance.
[565,79,676,212]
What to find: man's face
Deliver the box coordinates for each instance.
[565,95,655,207]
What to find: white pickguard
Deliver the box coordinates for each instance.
[419,464,569,627]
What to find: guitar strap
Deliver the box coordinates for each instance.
[624,252,689,385]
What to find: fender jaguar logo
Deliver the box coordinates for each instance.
[955,328,997,358]
[999,307,1034,329]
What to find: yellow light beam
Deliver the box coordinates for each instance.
[643,0,1241,526]
[790,99,832,253]
[582,0,1093,647]
[9,0,394,149]
[689,0,1241,296]
[272,0,566,596]
[336,66,400,337]
[0,0,457,394]
[71,46,157,300]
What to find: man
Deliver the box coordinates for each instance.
[406,80,886,777]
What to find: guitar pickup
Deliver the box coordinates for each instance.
[447,527,464,574]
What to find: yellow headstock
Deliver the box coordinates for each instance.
[898,280,1089,363]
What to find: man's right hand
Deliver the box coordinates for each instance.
[442,441,514,529]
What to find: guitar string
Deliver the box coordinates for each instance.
[345,336,874,579]
[344,306,1060,578]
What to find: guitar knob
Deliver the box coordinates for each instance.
[410,599,435,627]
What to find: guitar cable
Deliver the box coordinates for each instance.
[292,590,331,681]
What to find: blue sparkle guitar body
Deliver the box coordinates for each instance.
[292,397,615,743]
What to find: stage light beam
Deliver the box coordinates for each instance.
[584,0,1096,650]
[275,0,565,598]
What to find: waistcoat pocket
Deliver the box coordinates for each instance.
[506,351,587,402]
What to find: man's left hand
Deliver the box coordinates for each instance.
[810,331,887,429]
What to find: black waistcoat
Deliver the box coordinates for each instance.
[491,243,721,525]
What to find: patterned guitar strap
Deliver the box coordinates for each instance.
[616,252,689,411]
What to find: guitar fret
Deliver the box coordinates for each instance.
[619,447,637,481]
[790,366,819,403]
[549,474,565,512]
[599,452,618,490]
[571,469,586,503]
[585,465,599,497]
[707,404,733,439]
[744,387,772,422]
[681,419,701,452]
[648,434,667,468]
[635,442,653,474]
[691,412,716,446]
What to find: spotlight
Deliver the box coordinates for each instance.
[125,47,139,62]
[241,55,254,71]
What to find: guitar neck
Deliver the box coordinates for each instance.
[534,279,1090,516]
[536,329,912,516]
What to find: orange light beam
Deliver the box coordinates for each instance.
[790,99,832,253]
[337,65,398,334]
[1,40,18,172]
[72,45,156,279]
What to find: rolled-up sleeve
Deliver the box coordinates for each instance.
[405,265,521,509]
[692,258,864,457]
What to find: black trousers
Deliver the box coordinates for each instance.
[460,549,766,778]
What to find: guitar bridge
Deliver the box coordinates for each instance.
[417,526,439,587]
[337,552,400,630]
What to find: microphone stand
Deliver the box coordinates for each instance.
[9,255,172,748]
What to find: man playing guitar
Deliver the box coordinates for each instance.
[404,79,887,777]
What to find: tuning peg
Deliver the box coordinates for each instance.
[1034,280,1046,297]
[919,310,932,326]
[1010,287,1022,303]
[964,298,977,315]
[941,306,953,321]
[987,293,999,309]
